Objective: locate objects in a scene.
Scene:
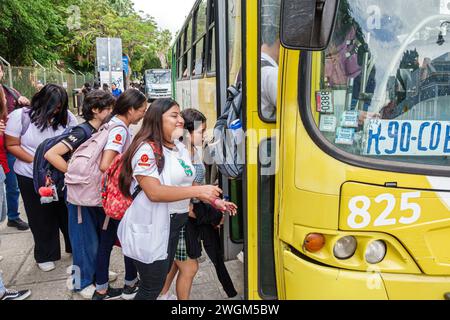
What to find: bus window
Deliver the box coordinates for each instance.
[208,0,215,25]
[227,0,242,85]
[259,0,281,122]
[315,0,450,167]
[192,39,205,77]
[192,0,207,77]
[182,23,192,80]
[176,39,182,79]
[183,50,191,79]
[207,0,216,74]
[186,20,192,51]
[196,0,207,37]
[208,30,216,73]
[178,57,183,80]
[179,32,186,80]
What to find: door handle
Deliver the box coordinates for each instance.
[445,293,450,300]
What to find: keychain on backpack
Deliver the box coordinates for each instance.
[39,173,58,204]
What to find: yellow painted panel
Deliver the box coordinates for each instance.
[382,273,450,300]
[176,78,217,130]
[425,227,450,266]
[340,182,450,275]
[283,251,388,300]
[245,0,262,300]
[284,250,450,300]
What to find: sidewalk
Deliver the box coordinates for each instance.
[0,208,244,300]
[0,117,244,300]
[0,203,244,300]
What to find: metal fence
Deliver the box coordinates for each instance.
[1,63,95,112]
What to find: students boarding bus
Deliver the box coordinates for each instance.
[172,0,450,300]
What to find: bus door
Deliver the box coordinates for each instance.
[242,0,281,300]
[213,0,245,262]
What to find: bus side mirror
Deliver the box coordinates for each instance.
[280,0,339,51]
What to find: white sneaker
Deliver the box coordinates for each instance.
[109,271,118,282]
[78,284,96,300]
[237,251,244,264]
[66,276,74,291]
[38,262,56,272]
[0,255,3,262]
[157,293,178,300]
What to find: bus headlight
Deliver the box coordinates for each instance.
[365,240,386,264]
[333,236,357,259]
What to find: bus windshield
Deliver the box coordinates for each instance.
[316,0,450,166]
[146,70,171,84]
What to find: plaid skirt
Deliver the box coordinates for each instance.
[175,226,188,261]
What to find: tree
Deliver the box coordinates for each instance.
[156,29,173,69]
[0,0,169,79]
[107,0,134,16]
[0,0,66,65]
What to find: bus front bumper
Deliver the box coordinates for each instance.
[283,251,450,300]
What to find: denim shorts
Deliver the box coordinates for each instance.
[0,166,7,223]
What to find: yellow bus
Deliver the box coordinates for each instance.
[172,0,450,300]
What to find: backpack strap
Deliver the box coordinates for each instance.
[77,122,94,141]
[2,85,20,105]
[102,216,110,231]
[261,58,275,69]
[20,108,32,136]
[226,85,241,117]
[131,185,142,199]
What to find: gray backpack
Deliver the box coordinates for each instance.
[208,82,245,179]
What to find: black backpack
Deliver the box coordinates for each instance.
[33,122,93,196]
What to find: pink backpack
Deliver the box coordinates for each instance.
[65,122,131,208]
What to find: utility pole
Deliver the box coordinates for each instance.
[33,60,47,85]
[54,66,65,86]
[68,67,77,88]
[77,70,86,84]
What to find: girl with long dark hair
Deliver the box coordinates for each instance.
[5,84,78,272]
[117,98,222,300]
[159,108,238,300]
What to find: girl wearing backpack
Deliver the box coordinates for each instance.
[91,89,147,300]
[44,90,115,299]
[159,108,238,300]
[117,98,223,300]
[5,84,78,272]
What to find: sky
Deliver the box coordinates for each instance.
[133,0,197,36]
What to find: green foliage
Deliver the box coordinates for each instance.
[107,0,134,16]
[0,0,65,65]
[0,0,172,77]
